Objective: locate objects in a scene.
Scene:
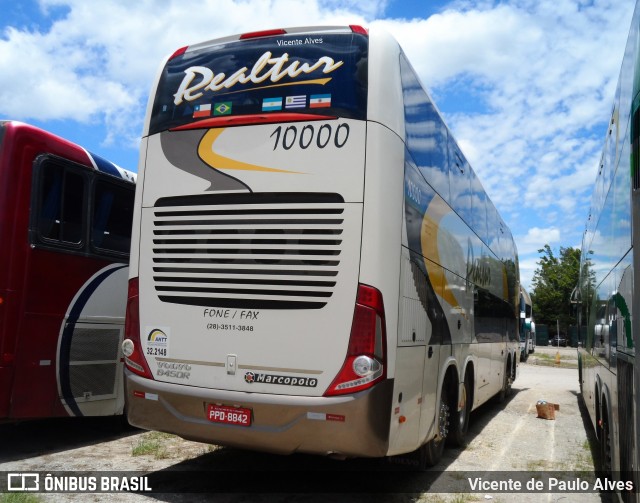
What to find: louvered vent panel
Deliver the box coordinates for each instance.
[151,193,345,309]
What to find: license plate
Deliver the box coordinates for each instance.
[206,404,252,427]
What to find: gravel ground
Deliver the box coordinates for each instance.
[426,345,605,503]
[1,345,611,503]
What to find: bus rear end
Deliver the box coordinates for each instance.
[125,26,395,457]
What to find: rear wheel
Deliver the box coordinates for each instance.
[448,374,471,447]
[578,357,583,394]
[419,384,451,468]
[496,358,512,403]
[600,403,612,476]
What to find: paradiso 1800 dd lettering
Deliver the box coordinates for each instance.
[244,372,318,387]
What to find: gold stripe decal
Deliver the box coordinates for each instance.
[214,78,332,96]
[421,196,461,310]
[198,128,303,174]
[238,364,323,375]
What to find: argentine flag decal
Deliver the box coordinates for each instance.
[262,97,283,111]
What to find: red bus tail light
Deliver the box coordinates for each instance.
[123,278,154,380]
[240,29,287,40]
[324,284,386,396]
[168,46,188,61]
[350,25,368,35]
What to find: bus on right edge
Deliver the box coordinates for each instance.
[577,0,639,499]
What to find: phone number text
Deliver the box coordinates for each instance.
[207,323,254,332]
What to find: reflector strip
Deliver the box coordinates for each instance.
[133,390,158,400]
[306,412,345,422]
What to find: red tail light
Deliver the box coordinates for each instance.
[168,46,188,61]
[123,278,154,379]
[324,284,386,396]
[350,25,368,35]
[240,29,287,40]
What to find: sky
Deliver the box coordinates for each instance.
[0,0,635,290]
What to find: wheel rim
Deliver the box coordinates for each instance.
[437,399,450,441]
[602,416,612,474]
[458,385,467,430]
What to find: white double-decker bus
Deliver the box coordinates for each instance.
[577,1,640,497]
[124,25,519,467]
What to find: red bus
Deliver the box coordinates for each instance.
[0,121,135,421]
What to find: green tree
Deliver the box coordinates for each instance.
[530,244,581,336]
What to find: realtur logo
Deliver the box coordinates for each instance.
[173,51,343,105]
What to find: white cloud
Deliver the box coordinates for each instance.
[517,226,561,255]
[376,4,544,87]
[517,256,540,291]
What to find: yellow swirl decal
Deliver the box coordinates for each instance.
[420,196,461,310]
[198,129,302,174]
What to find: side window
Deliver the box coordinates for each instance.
[32,154,133,259]
[36,160,85,246]
[448,143,472,224]
[469,169,488,243]
[400,53,450,202]
[91,179,134,254]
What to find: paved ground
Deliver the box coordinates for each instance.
[425,345,606,502]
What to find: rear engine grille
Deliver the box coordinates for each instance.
[151,192,344,309]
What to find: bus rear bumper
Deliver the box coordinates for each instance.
[125,370,393,458]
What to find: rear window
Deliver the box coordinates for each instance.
[31,154,134,259]
[149,32,368,135]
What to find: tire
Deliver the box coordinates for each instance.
[418,384,451,468]
[600,404,612,476]
[448,374,471,447]
[495,359,512,403]
[578,358,583,395]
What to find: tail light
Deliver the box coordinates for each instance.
[168,46,188,61]
[350,25,368,35]
[123,278,154,379]
[240,28,287,39]
[324,284,386,396]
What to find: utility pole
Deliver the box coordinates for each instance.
[555,319,561,365]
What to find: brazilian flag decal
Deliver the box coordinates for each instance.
[214,102,232,116]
